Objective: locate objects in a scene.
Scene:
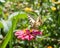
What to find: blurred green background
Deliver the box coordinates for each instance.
[0,0,60,48]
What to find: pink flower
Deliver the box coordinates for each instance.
[25,29,30,34]
[15,29,34,41]
[15,30,24,36]
[17,34,26,40]
[32,29,42,36]
[25,34,34,41]
[15,29,42,41]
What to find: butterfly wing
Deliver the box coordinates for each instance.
[35,16,43,27]
[27,15,35,27]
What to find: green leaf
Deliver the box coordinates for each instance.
[0,21,3,28]
[16,12,27,20]
[0,17,18,48]
[8,12,27,20]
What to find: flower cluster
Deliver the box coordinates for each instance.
[15,29,42,41]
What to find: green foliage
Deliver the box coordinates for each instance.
[0,22,3,28]
[0,12,27,48]
[0,0,60,48]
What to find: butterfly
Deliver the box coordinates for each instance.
[27,15,43,29]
